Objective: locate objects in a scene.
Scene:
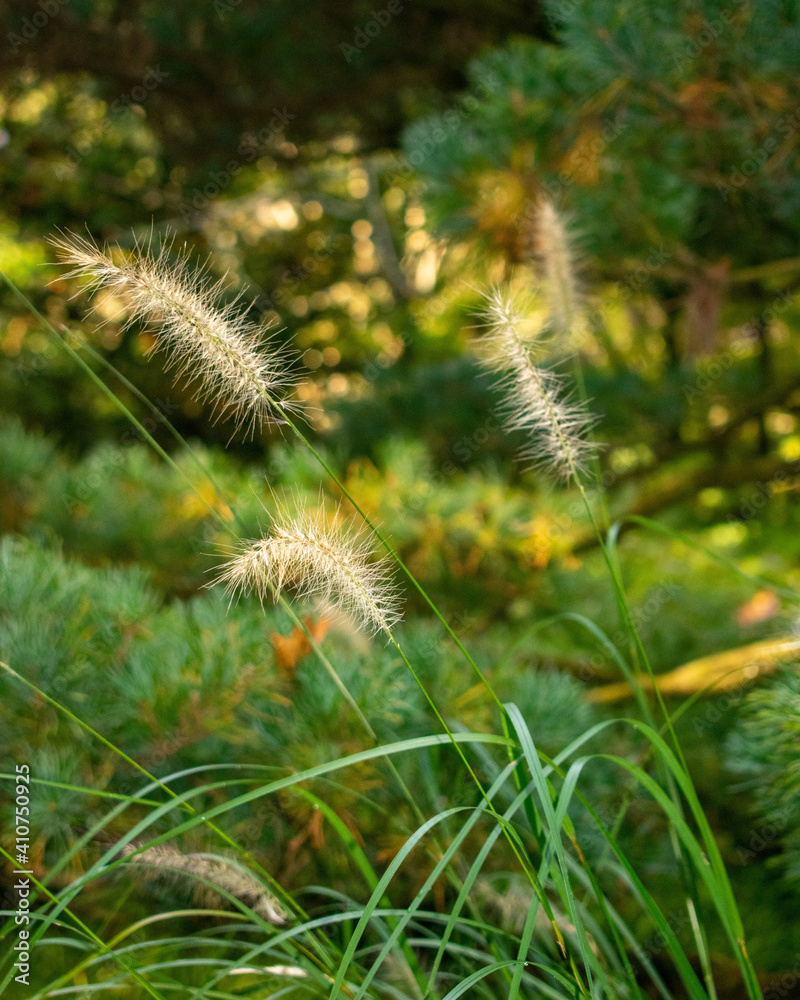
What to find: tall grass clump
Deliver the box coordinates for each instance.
[0,210,768,1000]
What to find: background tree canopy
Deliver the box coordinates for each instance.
[2,0,799,487]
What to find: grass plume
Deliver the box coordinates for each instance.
[51,232,298,435]
[216,505,402,637]
[123,845,286,924]
[535,198,582,336]
[479,288,597,482]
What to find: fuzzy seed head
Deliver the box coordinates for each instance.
[216,507,402,638]
[479,288,597,482]
[124,845,286,923]
[51,232,298,435]
[535,199,581,336]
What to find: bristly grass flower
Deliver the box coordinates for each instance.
[123,845,286,924]
[535,198,582,337]
[216,505,402,638]
[51,232,299,435]
[478,288,597,482]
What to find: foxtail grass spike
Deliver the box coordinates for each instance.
[51,232,299,435]
[216,505,402,638]
[123,845,286,924]
[479,288,597,482]
[535,198,581,336]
